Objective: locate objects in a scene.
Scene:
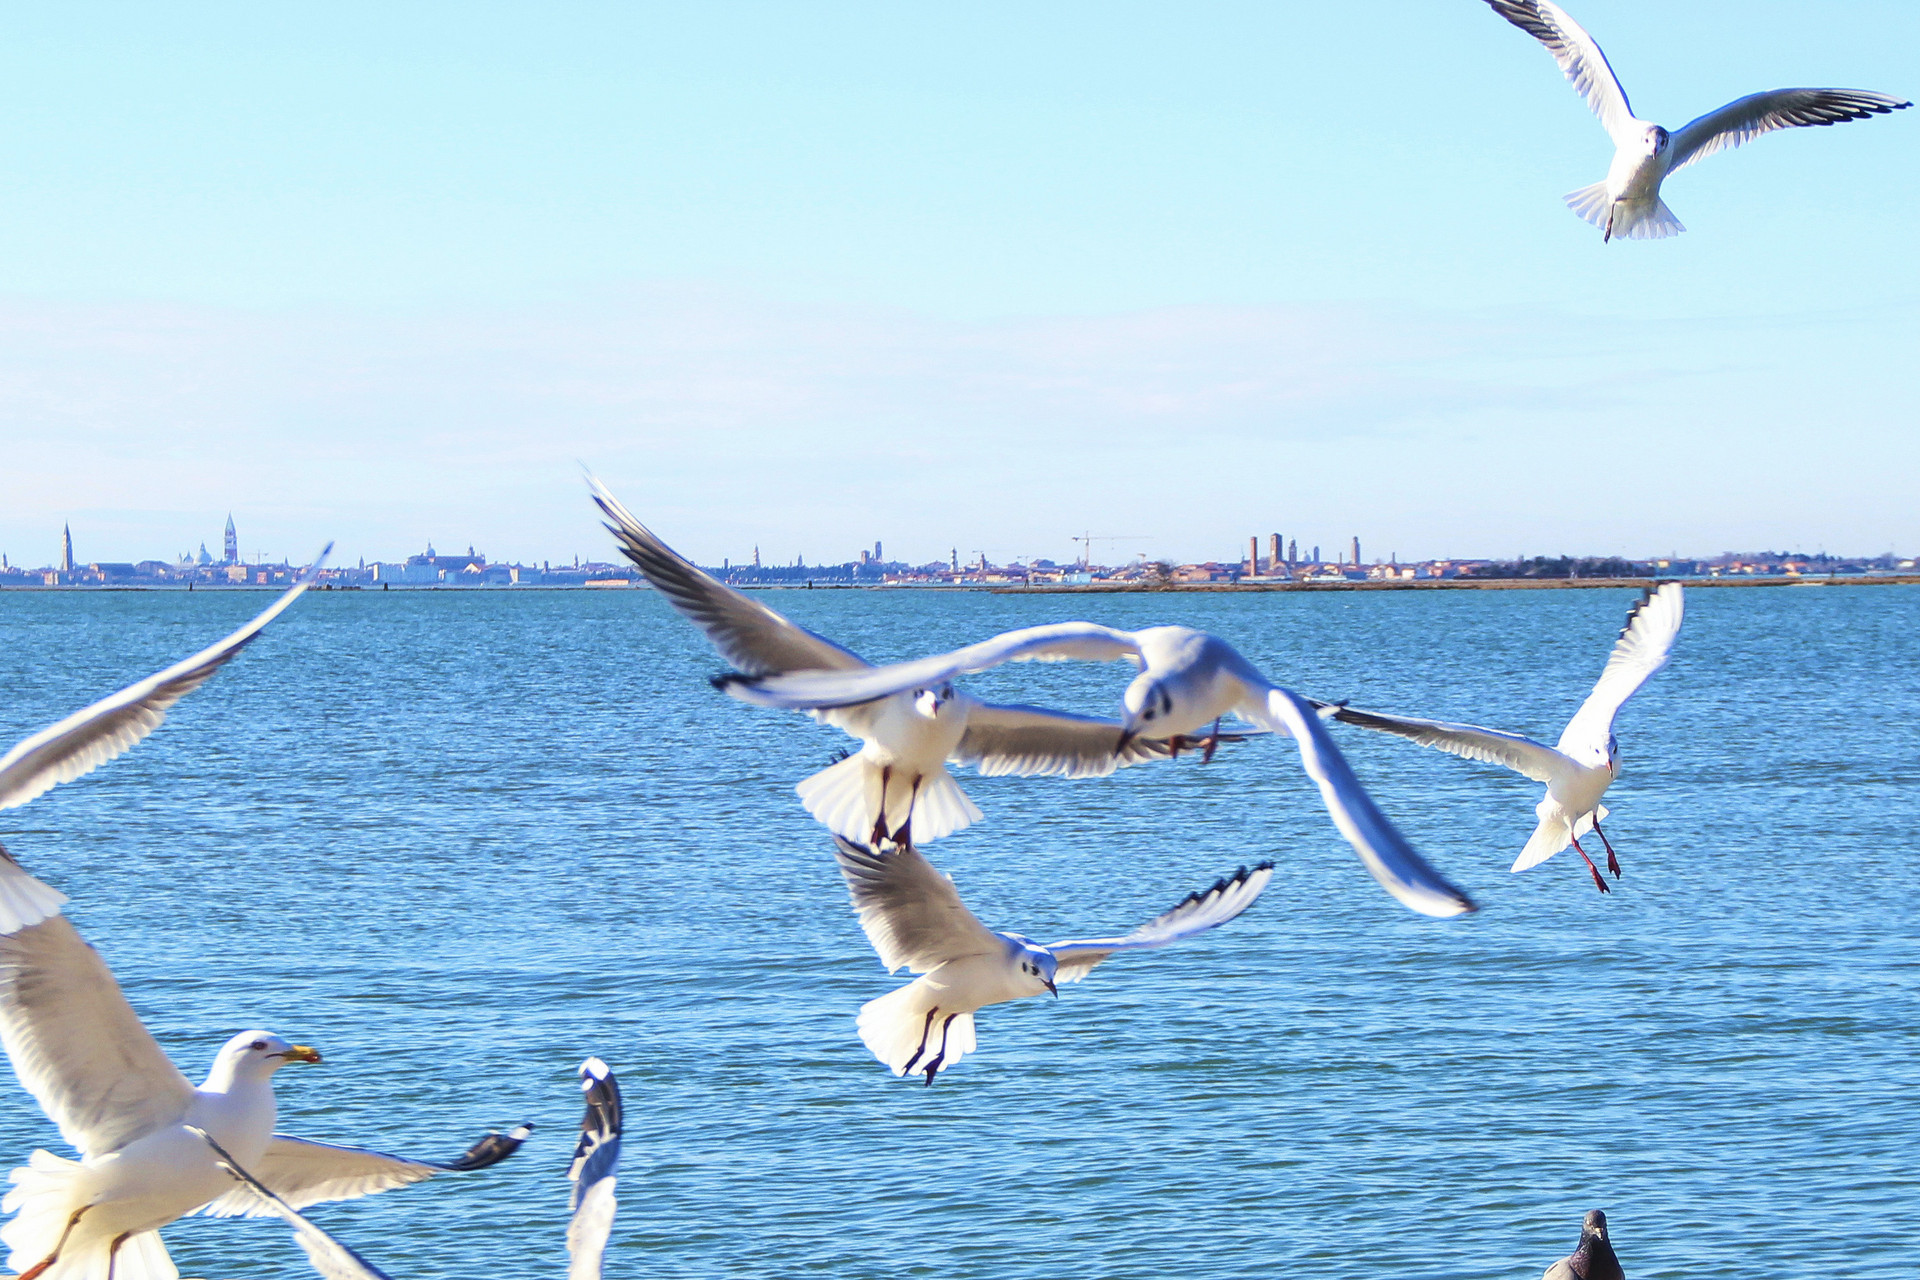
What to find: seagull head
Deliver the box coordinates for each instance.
[215,1030,323,1082]
[1644,124,1670,157]
[1116,674,1175,752]
[912,682,956,720]
[1606,733,1620,775]
[1005,938,1058,997]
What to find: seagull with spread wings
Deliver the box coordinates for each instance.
[590,480,1243,850]
[1484,0,1908,240]
[194,1056,623,1280]
[0,551,329,933]
[724,624,1477,918]
[1327,584,1684,894]
[833,837,1272,1084]
[0,870,526,1280]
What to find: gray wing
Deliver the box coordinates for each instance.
[201,1125,530,1217]
[589,478,865,676]
[719,622,1143,710]
[955,701,1255,779]
[1048,862,1274,984]
[1255,689,1477,919]
[568,1057,623,1280]
[1485,0,1636,142]
[1542,1256,1577,1280]
[1557,582,1683,758]
[1329,706,1563,783]
[1670,88,1910,173]
[0,548,329,812]
[194,1128,395,1280]
[0,845,70,935]
[830,837,1002,974]
[0,914,195,1156]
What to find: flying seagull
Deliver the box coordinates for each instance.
[589,480,1243,849]
[196,1057,623,1280]
[1327,584,1683,893]
[1484,0,1909,239]
[0,550,330,934]
[0,886,526,1280]
[1543,1209,1625,1280]
[833,836,1272,1084]
[725,623,1477,918]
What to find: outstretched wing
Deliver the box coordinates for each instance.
[1328,706,1563,783]
[589,478,865,676]
[955,702,1255,779]
[0,914,195,1156]
[831,837,1001,974]
[1670,88,1909,173]
[719,622,1143,711]
[568,1057,624,1280]
[0,548,330,812]
[0,846,70,935]
[201,1124,531,1217]
[1048,862,1273,984]
[1254,689,1477,919]
[1557,582,1683,758]
[1484,0,1636,142]
[195,1128,395,1280]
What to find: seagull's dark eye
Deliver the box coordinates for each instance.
[1143,708,1156,720]
[249,1040,267,1051]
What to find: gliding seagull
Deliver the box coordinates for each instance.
[834,837,1272,1084]
[0,551,329,933]
[1484,0,1909,240]
[1327,584,1683,894]
[725,623,1477,918]
[589,480,1242,849]
[0,858,526,1280]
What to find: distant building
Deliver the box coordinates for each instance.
[224,515,237,565]
[60,524,74,575]
[196,542,212,566]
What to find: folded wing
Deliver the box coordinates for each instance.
[1329,706,1563,783]
[590,478,865,676]
[1048,862,1274,984]
[0,914,194,1157]
[1557,582,1683,757]
[0,549,329,813]
[1257,689,1477,919]
[202,1124,530,1217]
[1670,88,1910,173]
[1485,0,1636,142]
[831,837,1001,974]
[718,622,1143,710]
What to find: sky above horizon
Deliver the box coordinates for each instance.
[2,1,1915,569]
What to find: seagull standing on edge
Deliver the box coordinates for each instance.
[834,837,1271,1084]
[1327,584,1683,894]
[1484,0,1909,240]
[724,623,1477,918]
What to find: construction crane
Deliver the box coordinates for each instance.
[1070,532,1150,570]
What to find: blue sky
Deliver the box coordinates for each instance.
[2,1,1914,568]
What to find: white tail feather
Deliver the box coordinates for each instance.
[1564,181,1611,228]
[795,757,982,845]
[0,1152,180,1280]
[855,984,978,1078]
[0,853,67,935]
[1563,184,1686,241]
[1513,817,1570,872]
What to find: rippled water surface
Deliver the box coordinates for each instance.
[1,583,1915,1279]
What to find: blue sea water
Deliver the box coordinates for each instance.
[0,582,1914,1279]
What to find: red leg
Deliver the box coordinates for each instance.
[1570,833,1610,894]
[19,1207,88,1280]
[890,777,922,848]
[922,1013,960,1085]
[1202,717,1223,764]
[900,1008,938,1075]
[1592,819,1621,879]
[869,765,892,846]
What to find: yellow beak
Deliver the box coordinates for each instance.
[278,1045,323,1064]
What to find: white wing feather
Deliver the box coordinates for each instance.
[1048,862,1273,984]
[1255,689,1477,919]
[830,837,1001,974]
[0,914,194,1156]
[567,1057,623,1280]
[1557,583,1683,758]
[1484,0,1637,143]
[200,1125,530,1217]
[0,550,329,811]
[719,622,1143,710]
[1329,706,1564,783]
[1670,88,1910,173]
[195,1128,394,1280]
[955,701,1238,779]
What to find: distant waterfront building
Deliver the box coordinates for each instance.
[223,515,237,564]
[950,548,959,572]
[196,542,212,566]
[753,545,761,569]
[60,524,74,575]
[1352,536,1362,566]
[874,541,883,562]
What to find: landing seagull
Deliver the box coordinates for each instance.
[589,480,1244,849]
[1543,1209,1624,1280]
[834,837,1272,1084]
[195,1057,623,1280]
[0,549,330,934]
[725,624,1477,918]
[0,868,526,1280]
[1327,584,1683,894]
[1484,0,1909,239]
